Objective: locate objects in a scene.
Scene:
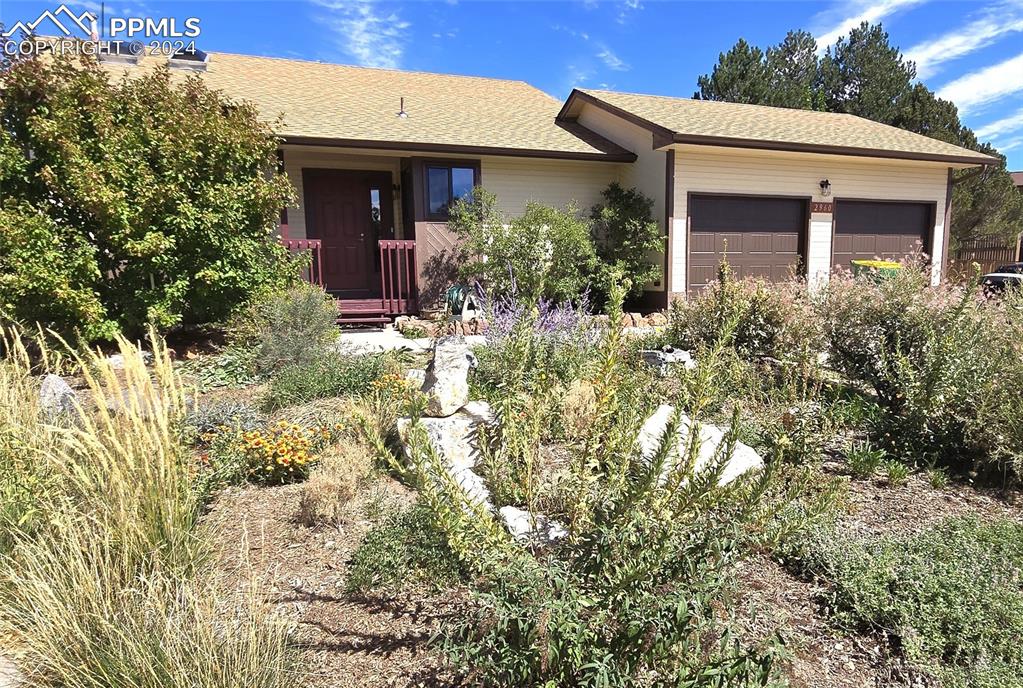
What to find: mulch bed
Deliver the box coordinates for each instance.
[202,481,463,688]
[202,456,1022,687]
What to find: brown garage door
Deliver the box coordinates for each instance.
[688,195,807,290]
[832,200,932,269]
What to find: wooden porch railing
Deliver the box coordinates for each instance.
[378,239,417,315]
[279,224,323,286]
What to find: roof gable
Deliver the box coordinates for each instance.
[561,88,996,166]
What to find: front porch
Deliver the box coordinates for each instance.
[281,226,417,325]
[274,145,485,324]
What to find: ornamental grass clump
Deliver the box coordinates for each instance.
[0,327,301,688]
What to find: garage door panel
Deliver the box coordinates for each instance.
[689,195,806,290]
[689,233,717,254]
[833,200,931,270]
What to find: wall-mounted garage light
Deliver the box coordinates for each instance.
[819,179,831,197]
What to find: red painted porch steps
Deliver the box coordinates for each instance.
[335,298,392,326]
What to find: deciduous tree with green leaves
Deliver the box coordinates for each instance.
[0,52,296,340]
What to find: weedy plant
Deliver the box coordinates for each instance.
[845,441,886,479]
[377,275,836,687]
[883,459,910,487]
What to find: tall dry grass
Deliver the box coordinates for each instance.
[0,327,300,688]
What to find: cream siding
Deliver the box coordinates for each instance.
[671,144,950,293]
[479,156,622,217]
[576,104,668,292]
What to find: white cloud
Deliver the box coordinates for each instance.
[596,45,628,71]
[813,0,928,52]
[552,24,589,41]
[937,52,1023,115]
[313,0,409,69]
[975,107,1023,140]
[615,0,642,24]
[905,4,1023,79]
[996,135,1023,152]
[566,63,593,88]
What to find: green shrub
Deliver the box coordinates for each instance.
[669,261,820,362]
[0,54,296,339]
[798,517,1023,686]
[819,266,1010,475]
[261,352,385,412]
[449,187,597,302]
[230,283,340,375]
[590,182,663,301]
[346,503,463,594]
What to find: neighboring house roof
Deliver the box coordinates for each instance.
[1011,171,1023,187]
[559,88,997,166]
[102,51,635,162]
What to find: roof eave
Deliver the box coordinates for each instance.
[557,89,675,144]
[562,90,995,167]
[280,135,636,163]
[670,133,997,167]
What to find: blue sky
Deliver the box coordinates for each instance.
[3,0,1023,169]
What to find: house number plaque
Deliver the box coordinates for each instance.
[811,201,833,214]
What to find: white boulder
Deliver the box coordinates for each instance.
[0,654,24,688]
[396,401,494,509]
[39,374,77,418]
[636,404,764,486]
[499,505,568,544]
[105,351,153,369]
[639,347,696,376]
[421,336,477,417]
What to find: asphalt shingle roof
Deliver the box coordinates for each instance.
[104,51,634,160]
[571,88,996,165]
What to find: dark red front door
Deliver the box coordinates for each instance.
[303,169,394,296]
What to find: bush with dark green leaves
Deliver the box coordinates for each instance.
[797,517,1023,688]
[0,52,295,340]
[590,182,663,302]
